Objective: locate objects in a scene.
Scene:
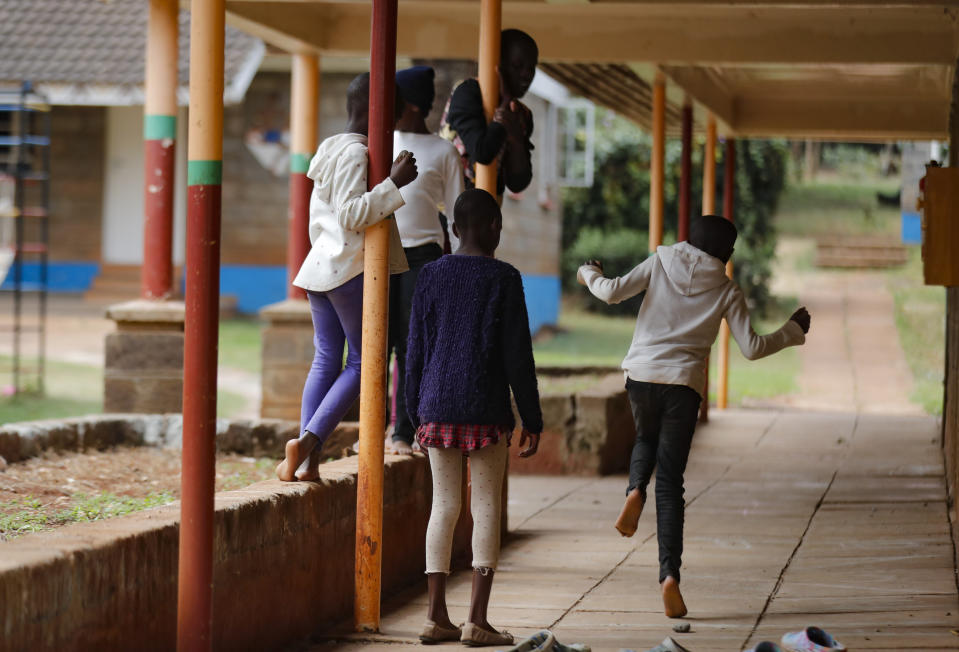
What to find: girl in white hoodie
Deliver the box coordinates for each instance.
[578,214,810,619]
[276,73,418,482]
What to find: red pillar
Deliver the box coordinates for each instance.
[177,0,224,649]
[678,101,693,242]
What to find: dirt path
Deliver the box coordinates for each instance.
[769,238,922,415]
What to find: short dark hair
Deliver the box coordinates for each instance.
[346,73,370,116]
[453,188,501,233]
[688,214,737,263]
[501,29,538,61]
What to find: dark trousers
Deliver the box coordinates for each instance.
[626,378,701,584]
[388,242,443,444]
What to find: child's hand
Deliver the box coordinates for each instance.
[390,150,418,188]
[576,259,603,286]
[585,259,603,273]
[518,429,540,458]
[790,306,811,334]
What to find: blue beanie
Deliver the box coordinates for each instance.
[396,66,435,115]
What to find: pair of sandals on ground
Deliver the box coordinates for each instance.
[645,626,845,652]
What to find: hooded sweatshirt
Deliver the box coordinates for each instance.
[578,241,805,397]
[293,133,408,293]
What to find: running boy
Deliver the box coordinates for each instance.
[406,188,542,646]
[577,215,811,618]
[276,73,418,482]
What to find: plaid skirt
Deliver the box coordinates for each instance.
[416,422,513,452]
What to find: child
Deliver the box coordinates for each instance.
[441,29,537,199]
[275,72,418,482]
[577,215,811,618]
[387,65,465,455]
[406,188,542,646]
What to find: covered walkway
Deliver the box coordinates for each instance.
[311,408,958,651]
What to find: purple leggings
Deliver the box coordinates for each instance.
[301,273,364,440]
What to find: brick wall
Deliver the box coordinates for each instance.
[49,106,105,262]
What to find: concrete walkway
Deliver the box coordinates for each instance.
[308,408,958,652]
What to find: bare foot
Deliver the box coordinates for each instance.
[661,576,688,618]
[295,447,322,481]
[391,439,413,455]
[614,488,645,537]
[276,438,310,482]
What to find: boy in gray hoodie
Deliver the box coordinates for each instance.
[577,214,810,618]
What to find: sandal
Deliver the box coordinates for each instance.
[461,622,514,647]
[419,620,462,644]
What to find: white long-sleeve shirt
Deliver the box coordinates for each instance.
[293,133,408,293]
[579,241,805,396]
[392,131,464,249]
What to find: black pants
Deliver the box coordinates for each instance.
[626,378,701,584]
[388,242,443,444]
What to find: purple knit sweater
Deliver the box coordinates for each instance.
[405,255,543,434]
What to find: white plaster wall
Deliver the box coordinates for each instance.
[101,106,187,265]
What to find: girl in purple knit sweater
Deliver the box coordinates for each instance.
[406,188,542,646]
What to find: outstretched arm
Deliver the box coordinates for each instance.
[577,255,656,305]
[726,289,807,361]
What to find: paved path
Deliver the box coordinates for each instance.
[306,408,958,652]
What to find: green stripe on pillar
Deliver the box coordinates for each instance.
[290,153,311,174]
[144,114,177,140]
[188,160,223,186]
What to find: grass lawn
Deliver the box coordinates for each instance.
[775,179,901,239]
[887,248,945,415]
[218,317,263,375]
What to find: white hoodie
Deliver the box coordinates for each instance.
[293,133,408,293]
[578,241,805,397]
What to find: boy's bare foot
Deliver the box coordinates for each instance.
[276,437,311,482]
[661,576,688,618]
[391,439,413,455]
[295,447,322,481]
[614,488,645,537]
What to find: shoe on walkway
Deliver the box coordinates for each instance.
[390,439,413,455]
[614,488,645,537]
[461,622,514,647]
[644,636,692,652]
[501,630,591,652]
[418,620,462,644]
[781,627,845,652]
[745,643,785,652]
[661,576,688,618]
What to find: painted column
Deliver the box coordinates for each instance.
[177,0,224,649]
[717,138,736,410]
[678,98,693,242]
[475,0,501,195]
[944,58,959,523]
[700,114,717,423]
[649,71,666,252]
[143,0,178,299]
[287,53,319,299]
[355,0,397,633]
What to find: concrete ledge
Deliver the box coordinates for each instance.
[511,374,633,475]
[0,453,450,651]
[0,414,359,464]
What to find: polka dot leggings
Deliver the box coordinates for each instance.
[425,438,508,574]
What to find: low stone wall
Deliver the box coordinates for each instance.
[0,414,358,464]
[511,373,634,476]
[0,453,455,651]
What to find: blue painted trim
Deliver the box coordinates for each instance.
[901,211,922,245]
[216,265,289,314]
[520,274,560,336]
[0,262,100,292]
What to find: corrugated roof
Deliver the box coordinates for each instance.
[0,0,264,105]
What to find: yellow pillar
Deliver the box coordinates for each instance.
[287,53,319,298]
[717,138,736,410]
[474,0,501,195]
[649,71,666,252]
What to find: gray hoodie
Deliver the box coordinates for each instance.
[578,241,805,396]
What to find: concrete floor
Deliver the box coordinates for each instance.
[308,408,958,652]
